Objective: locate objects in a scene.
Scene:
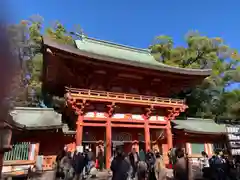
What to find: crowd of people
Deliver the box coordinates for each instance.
[54,146,240,180]
[54,147,172,180]
[55,147,101,180]
[197,150,240,180]
[111,147,188,180]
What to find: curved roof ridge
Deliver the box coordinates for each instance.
[83,37,151,54]
[186,117,214,121]
[157,63,212,73]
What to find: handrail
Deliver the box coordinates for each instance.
[66,87,185,105]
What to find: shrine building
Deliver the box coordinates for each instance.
[41,36,211,168]
[172,118,226,165]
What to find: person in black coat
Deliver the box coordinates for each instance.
[55,149,67,179]
[84,150,89,175]
[128,148,140,179]
[73,152,85,180]
[145,150,156,180]
[111,150,130,180]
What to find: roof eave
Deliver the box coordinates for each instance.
[11,107,63,131]
[25,124,63,130]
[181,129,226,135]
[42,36,212,76]
[4,115,25,130]
[174,127,226,135]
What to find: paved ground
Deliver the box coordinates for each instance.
[41,169,173,180]
[1,168,174,180]
[89,170,111,179]
[91,169,174,180]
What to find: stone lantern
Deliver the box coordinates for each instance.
[0,122,13,178]
[0,125,12,152]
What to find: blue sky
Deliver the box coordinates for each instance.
[6,0,240,49]
[6,0,240,89]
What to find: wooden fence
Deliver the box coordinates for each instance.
[4,142,30,161]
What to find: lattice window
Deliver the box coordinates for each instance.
[138,133,144,141]
[83,133,97,141]
[113,132,132,141]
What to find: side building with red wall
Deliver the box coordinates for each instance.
[2,107,73,177]
[172,117,227,165]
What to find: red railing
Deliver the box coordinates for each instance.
[66,87,185,106]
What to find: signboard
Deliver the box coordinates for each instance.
[76,146,83,153]
[226,126,240,155]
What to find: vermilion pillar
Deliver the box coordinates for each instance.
[76,115,83,146]
[166,120,173,149]
[106,118,112,169]
[144,116,150,151]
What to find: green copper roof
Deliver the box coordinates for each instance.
[172,118,226,134]
[75,38,155,65]
[10,107,62,130]
[43,36,212,76]
[74,37,211,75]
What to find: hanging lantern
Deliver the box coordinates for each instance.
[0,126,12,152]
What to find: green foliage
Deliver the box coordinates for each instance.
[7,19,40,107]
[25,54,43,99]
[8,15,78,107]
[179,80,240,121]
[45,21,74,45]
[151,31,240,120]
[222,90,240,120]
[150,31,239,70]
[187,51,240,120]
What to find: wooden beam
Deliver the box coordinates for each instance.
[149,120,167,125]
[149,125,167,129]
[84,117,142,124]
[111,124,144,128]
[83,123,106,127]
[83,118,107,122]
